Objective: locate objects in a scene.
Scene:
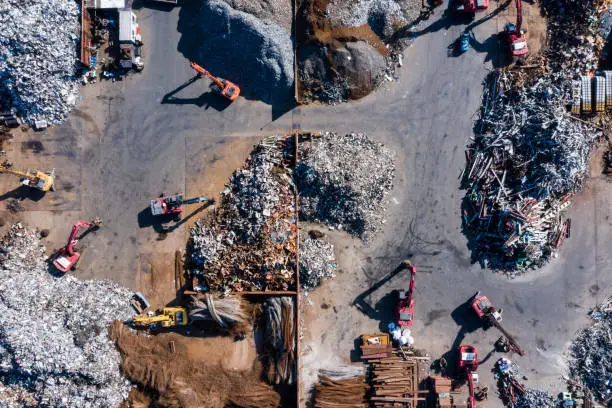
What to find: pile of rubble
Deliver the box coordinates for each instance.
[0,224,133,407]
[297,0,424,102]
[299,233,336,290]
[515,389,555,408]
[188,0,293,104]
[0,0,81,126]
[460,0,606,273]
[296,132,396,241]
[189,135,297,292]
[569,297,612,403]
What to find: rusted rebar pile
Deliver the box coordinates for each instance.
[368,356,428,407]
[261,297,296,385]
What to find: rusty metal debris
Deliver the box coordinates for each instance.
[515,388,555,408]
[569,296,612,404]
[494,358,526,407]
[189,135,297,293]
[188,293,249,329]
[0,224,133,407]
[296,132,396,242]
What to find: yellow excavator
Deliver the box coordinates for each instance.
[0,161,55,192]
[130,307,188,329]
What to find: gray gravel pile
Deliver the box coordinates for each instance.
[299,235,336,290]
[193,0,293,104]
[326,0,423,37]
[0,0,81,125]
[569,297,612,403]
[515,388,555,408]
[296,132,396,241]
[0,224,133,407]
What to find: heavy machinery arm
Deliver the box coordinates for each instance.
[0,161,55,192]
[52,218,102,273]
[489,318,526,356]
[516,0,522,33]
[65,219,101,256]
[467,370,476,408]
[190,62,225,89]
[396,260,417,326]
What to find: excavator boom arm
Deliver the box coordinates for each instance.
[490,318,525,356]
[64,219,102,256]
[190,62,225,89]
[515,0,522,32]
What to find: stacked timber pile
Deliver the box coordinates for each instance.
[430,376,452,408]
[314,375,368,408]
[368,355,429,407]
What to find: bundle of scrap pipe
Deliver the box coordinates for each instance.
[314,375,368,408]
[188,293,250,333]
[261,297,296,385]
[460,0,606,273]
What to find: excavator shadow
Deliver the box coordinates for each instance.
[0,185,46,203]
[161,76,233,111]
[352,261,413,330]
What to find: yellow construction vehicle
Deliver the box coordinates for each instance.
[130,307,188,329]
[0,161,55,192]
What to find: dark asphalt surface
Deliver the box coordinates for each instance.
[5,0,610,406]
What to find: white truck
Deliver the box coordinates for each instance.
[118,9,144,71]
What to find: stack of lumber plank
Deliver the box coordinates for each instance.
[430,376,452,408]
[369,356,429,407]
[314,375,368,408]
[361,343,393,360]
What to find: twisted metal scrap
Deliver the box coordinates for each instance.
[569,297,612,404]
[188,293,249,329]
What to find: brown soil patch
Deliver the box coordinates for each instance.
[111,321,280,408]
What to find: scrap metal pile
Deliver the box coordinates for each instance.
[0,224,133,407]
[514,388,555,408]
[189,135,297,292]
[569,297,612,404]
[261,297,296,385]
[461,0,605,272]
[0,0,81,125]
[299,234,336,290]
[296,132,396,241]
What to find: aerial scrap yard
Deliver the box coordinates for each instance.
[0,0,611,407]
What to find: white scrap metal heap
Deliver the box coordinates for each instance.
[299,235,336,290]
[0,0,81,125]
[0,224,134,407]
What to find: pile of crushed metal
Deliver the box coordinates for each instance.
[296,132,396,241]
[0,0,81,126]
[460,0,605,273]
[184,0,293,104]
[0,224,133,407]
[190,135,297,292]
[297,0,425,102]
[189,132,395,292]
[569,297,612,404]
[493,358,555,408]
[299,232,336,290]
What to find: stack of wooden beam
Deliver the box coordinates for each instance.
[368,356,429,407]
[314,375,368,408]
[431,376,452,408]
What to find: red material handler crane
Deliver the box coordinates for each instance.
[150,194,212,218]
[190,62,240,101]
[395,260,416,326]
[52,218,102,273]
[504,0,529,58]
[458,345,479,408]
[471,292,526,356]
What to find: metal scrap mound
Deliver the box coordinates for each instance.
[189,136,297,292]
[296,132,396,242]
[299,234,336,290]
[0,224,133,407]
[297,0,424,102]
[515,388,555,408]
[186,0,294,105]
[0,0,81,125]
[569,297,612,403]
[460,0,603,273]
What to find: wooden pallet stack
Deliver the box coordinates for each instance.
[368,356,429,407]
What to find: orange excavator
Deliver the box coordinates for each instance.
[458,345,479,408]
[51,218,102,273]
[395,260,416,326]
[190,62,240,101]
[504,0,529,60]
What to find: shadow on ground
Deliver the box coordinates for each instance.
[175,0,295,119]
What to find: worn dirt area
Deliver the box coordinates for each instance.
[111,322,279,408]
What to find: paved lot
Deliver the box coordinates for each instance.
[0,0,610,406]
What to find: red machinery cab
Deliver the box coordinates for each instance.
[505,23,529,57]
[150,195,184,216]
[471,294,502,322]
[458,345,479,371]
